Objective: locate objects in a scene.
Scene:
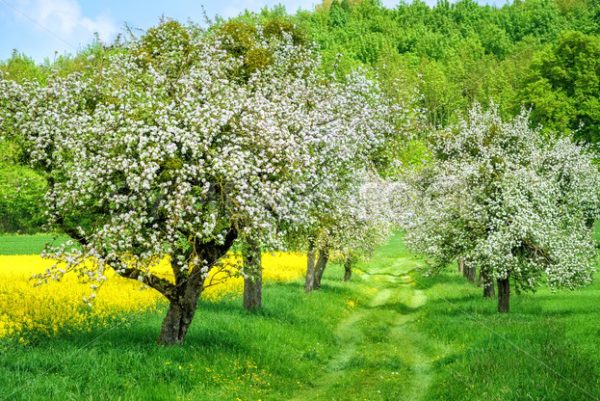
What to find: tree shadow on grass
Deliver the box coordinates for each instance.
[412,272,473,290]
[423,293,600,320]
[10,315,254,358]
[373,301,423,315]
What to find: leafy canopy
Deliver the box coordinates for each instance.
[404,105,600,292]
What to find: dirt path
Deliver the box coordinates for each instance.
[291,239,441,401]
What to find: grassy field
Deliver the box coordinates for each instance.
[0,233,69,255]
[0,230,599,401]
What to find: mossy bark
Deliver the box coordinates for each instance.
[463,261,476,283]
[305,240,316,293]
[482,270,495,298]
[243,240,262,311]
[313,248,329,289]
[158,284,203,345]
[343,257,353,281]
[157,229,238,345]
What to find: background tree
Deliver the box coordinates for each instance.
[404,106,600,312]
[520,31,600,149]
[301,172,407,290]
[216,17,309,311]
[328,173,407,283]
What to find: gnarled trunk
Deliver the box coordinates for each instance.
[481,270,495,298]
[60,212,238,346]
[243,240,262,311]
[497,276,510,313]
[158,283,203,345]
[305,241,316,293]
[157,228,238,345]
[313,248,329,289]
[343,257,352,281]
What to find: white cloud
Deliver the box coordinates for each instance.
[15,0,118,43]
[80,13,117,42]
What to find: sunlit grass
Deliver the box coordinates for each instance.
[0,230,598,401]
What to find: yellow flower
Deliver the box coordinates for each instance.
[0,252,306,339]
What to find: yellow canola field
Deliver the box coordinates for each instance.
[0,252,306,339]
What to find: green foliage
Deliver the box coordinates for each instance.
[262,17,309,45]
[0,51,47,83]
[521,31,600,148]
[134,20,196,81]
[294,0,600,139]
[217,17,308,79]
[0,138,22,166]
[0,166,46,233]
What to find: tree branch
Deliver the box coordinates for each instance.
[113,263,177,300]
[54,209,177,300]
[188,226,238,288]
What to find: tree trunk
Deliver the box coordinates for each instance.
[305,241,316,293]
[463,261,476,283]
[158,284,203,345]
[157,228,238,345]
[481,270,495,298]
[243,240,262,311]
[497,276,510,313]
[313,248,329,289]
[343,257,352,281]
[457,258,464,274]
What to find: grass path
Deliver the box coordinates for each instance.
[293,236,446,401]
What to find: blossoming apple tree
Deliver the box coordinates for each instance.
[214,18,396,310]
[303,172,407,290]
[0,21,394,343]
[404,106,600,312]
[329,174,407,283]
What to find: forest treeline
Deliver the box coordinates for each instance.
[1,0,599,233]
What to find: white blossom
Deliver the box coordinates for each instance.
[0,21,394,291]
[404,105,600,292]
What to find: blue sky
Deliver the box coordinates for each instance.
[0,0,507,63]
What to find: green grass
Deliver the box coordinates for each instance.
[0,229,599,400]
[414,267,600,401]
[0,233,69,255]
[0,280,356,401]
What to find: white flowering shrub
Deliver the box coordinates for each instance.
[305,166,407,292]
[325,172,407,280]
[404,105,600,312]
[0,20,394,343]
[299,170,407,290]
